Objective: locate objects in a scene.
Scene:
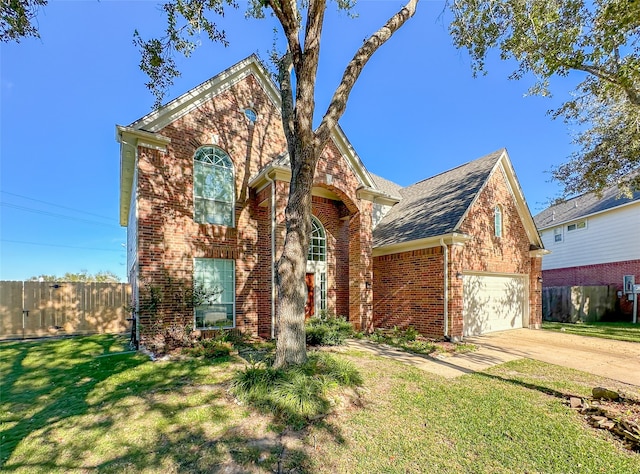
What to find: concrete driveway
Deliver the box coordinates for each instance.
[465,329,640,386]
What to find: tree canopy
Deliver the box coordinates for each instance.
[0,0,47,42]
[449,0,640,197]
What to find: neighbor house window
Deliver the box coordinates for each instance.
[193,146,234,226]
[567,220,587,232]
[194,258,235,329]
[554,227,563,243]
[494,205,503,238]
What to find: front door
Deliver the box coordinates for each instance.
[305,273,315,318]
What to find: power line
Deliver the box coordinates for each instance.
[1,190,113,220]
[1,239,123,252]
[1,202,121,228]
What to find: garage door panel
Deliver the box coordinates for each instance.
[463,275,525,336]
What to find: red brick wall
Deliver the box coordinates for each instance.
[372,164,542,339]
[133,72,370,345]
[373,247,445,337]
[455,166,542,335]
[543,260,640,315]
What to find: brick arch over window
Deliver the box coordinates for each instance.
[193,146,235,226]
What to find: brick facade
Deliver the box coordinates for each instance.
[126,58,541,347]
[373,165,543,339]
[133,71,372,346]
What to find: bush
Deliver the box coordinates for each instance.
[305,314,353,346]
[185,339,233,359]
[230,352,362,428]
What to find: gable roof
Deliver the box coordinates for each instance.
[373,149,543,252]
[534,185,640,230]
[116,54,379,225]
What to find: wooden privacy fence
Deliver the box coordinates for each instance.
[0,281,132,340]
[542,285,618,323]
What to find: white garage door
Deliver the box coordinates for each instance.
[463,274,526,336]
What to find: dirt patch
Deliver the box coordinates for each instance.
[568,392,640,451]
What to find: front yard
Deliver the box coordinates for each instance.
[1,334,639,473]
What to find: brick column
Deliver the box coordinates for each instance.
[349,201,373,332]
[529,256,543,328]
[448,244,465,339]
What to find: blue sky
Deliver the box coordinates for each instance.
[1,0,579,282]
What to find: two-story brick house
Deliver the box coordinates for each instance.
[117,55,544,347]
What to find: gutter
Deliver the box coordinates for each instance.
[265,173,277,339]
[440,238,449,339]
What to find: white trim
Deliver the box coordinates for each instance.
[130,56,280,132]
[566,218,588,232]
[116,126,171,226]
[193,257,236,330]
[453,151,544,249]
[373,233,472,257]
[537,200,640,231]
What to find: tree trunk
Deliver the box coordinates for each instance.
[273,144,317,368]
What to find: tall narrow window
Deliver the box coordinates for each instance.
[306,217,327,315]
[193,146,234,226]
[494,205,503,238]
[194,258,235,329]
[308,217,326,262]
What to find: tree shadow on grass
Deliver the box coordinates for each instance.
[474,370,575,401]
[0,335,348,473]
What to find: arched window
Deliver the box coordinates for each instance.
[193,146,234,226]
[307,216,327,314]
[308,217,326,262]
[494,205,503,238]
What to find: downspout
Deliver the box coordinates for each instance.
[265,173,276,339]
[440,238,449,340]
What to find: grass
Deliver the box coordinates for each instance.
[543,321,640,343]
[2,334,639,473]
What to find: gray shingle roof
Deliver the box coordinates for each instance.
[373,149,504,248]
[534,185,640,229]
[369,173,403,198]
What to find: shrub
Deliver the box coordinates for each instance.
[306,314,353,346]
[230,352,362,428]
[185,339,233,359]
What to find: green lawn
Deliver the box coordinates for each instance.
[1,335,639,473]
[543,321,640,343]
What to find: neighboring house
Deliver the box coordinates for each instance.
[534,186,640,315]
[117,55,544,347]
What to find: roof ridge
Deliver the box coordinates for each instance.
[404,148,504,189]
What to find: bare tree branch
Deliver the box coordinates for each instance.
[315,0,419,148]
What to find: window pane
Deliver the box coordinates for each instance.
[193,147,234,226]
[194,258,235,329]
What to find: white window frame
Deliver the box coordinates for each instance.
[553,227,563,243]
[567,219,587,232]
[193,258,235,330]
[494,205,503,238]
[193,146,235,227]
[306,216,327,315]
